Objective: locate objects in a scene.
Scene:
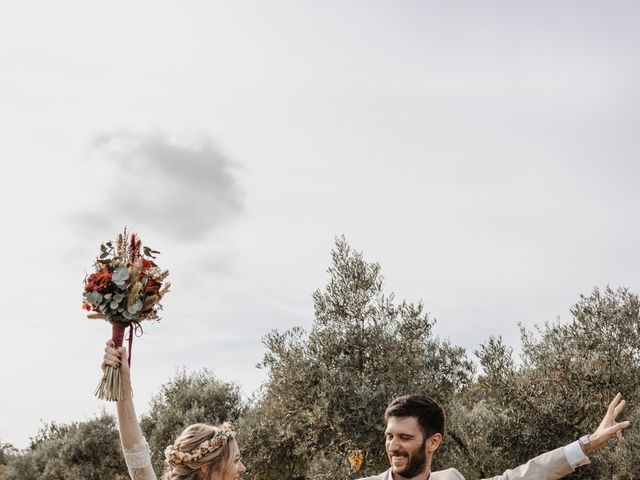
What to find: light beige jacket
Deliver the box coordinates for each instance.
[359,446,575,480]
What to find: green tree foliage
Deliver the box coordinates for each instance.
[447,286,640,480]
[0,413,127,480]
[0,442,17,477]
[140,368,245,474]
[240,237,474,479]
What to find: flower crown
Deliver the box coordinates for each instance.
[165,422,235,465]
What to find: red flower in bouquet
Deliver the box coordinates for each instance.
[86,266,112,292]
[145,277,161,297]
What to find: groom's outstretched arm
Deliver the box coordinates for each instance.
[434,395,631,480]
[476,393,631,480]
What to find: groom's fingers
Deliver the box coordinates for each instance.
[605,420,631,439]
[606,393,622,417]
[602,393,623,424]
[613,399,626,419]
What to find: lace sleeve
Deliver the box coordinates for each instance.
[123,440,158,480]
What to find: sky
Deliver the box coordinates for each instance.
[1,0,640,448]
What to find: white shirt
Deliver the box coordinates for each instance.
[388,472,431,480]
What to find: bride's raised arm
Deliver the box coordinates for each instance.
[103,340,158,480]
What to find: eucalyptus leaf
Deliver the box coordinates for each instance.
[112,265,129,285]
[128,299,143,314]
[86,291,103,305]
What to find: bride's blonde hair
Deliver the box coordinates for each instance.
[163,423,238,480]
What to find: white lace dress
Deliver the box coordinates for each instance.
[123,440,158,480]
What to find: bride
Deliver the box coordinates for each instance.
[102,341,247,480]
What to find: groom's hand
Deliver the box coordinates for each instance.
[586,393,631,453]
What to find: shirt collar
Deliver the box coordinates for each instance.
[388,470,431,480]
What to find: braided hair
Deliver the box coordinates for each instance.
[162,423,238,480]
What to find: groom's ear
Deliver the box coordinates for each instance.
[426,433,443,454]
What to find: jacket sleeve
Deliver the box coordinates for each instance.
[481,447,574,480]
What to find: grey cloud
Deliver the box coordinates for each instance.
[85,130,244,240]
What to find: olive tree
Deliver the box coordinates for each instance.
[240,237,474,479]
[448,286,640,479]
[0,413,127,480]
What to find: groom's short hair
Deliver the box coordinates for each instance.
[384,394,446,439]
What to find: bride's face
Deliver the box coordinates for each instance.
[211,441,246,480]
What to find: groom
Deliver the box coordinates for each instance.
[359,393,630,480]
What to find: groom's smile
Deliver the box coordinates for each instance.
[390,452,409,467]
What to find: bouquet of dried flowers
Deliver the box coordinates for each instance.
[83,228,170,401]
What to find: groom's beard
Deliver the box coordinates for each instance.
[388,442,427,479]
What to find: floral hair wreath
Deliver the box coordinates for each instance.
[164,422,236,465]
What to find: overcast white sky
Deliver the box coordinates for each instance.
[1,0,639,448]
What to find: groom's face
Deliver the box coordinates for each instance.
[385,416,427,478]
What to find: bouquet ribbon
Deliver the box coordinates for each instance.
[112,321,144,366]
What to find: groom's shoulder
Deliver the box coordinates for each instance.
[432,467,465,480]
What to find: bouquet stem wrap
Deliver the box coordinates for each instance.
[95,322,130,401]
